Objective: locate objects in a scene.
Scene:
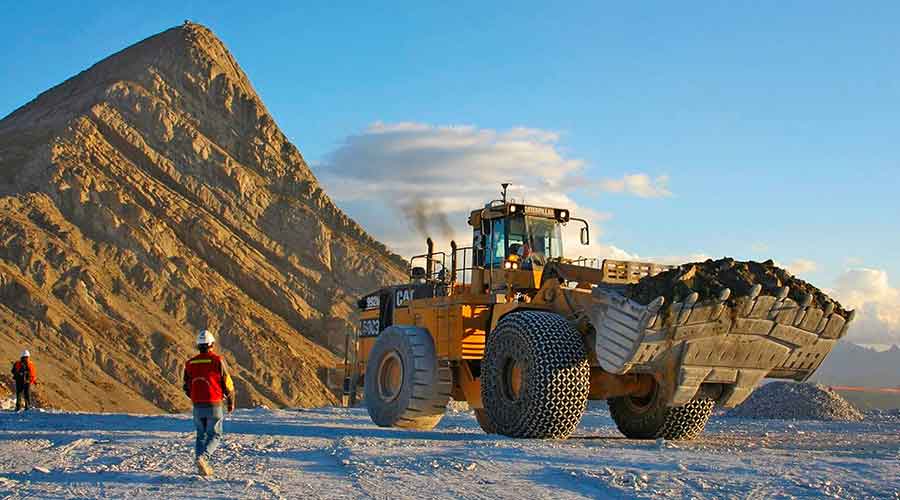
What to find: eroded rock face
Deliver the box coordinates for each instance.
[0,23,406,412]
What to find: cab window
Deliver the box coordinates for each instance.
[486,218,506,267]
[508,216,527,255]
[526,217,564,261]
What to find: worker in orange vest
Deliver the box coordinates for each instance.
[11,350,36,411]
[183,330,235,476]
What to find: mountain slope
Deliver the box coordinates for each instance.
[0,22,406,412]
[813,341,900,388]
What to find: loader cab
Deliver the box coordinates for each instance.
[469,203,588,274]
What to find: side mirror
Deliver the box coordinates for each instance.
[580,226,590,245]
[410,267,427,280]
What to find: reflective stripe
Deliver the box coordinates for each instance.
[189,359,213,364]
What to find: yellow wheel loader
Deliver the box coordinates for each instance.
[346,189,853,440]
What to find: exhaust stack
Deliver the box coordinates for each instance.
[426,237,434,279]
[450,240,458,284]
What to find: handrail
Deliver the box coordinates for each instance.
[571,257,601,269]
[409,251,448,281]
[453,245,475,286]
[408,241,478,287]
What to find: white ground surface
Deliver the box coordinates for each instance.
[0,404,897,499]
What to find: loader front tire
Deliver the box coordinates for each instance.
[365,326,452,430]
[481,311,590,439]
[608,382,714,440]
[474,408,496,434]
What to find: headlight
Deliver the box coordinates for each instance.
[503,260,520,270]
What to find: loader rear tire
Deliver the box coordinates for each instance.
[481,311,590,439]
[364,326,452,430]
[608,382,714,440]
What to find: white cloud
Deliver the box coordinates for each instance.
[785,258,818,275]
[844,256,864,266]
[316,122,667,259]
[597,173,672,198]
[768,259,817,276]
[643,253,713,266]
[831,268,900,345]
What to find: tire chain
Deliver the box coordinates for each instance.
[473,408,496,434]
[609,393,715,441]
[658,398,715,440]
[481,311,590,439]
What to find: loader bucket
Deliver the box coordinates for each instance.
[589,285,854,408]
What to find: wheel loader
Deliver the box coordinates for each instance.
[346,188,853,440]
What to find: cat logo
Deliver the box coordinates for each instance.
[395,288,414,307]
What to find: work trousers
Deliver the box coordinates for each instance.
[14,383,30,411]
[193,404,224,459]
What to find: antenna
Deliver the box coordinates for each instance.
[501,183,510,203]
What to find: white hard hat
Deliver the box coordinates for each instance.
[21,350,30,358]
[196,330,215,345]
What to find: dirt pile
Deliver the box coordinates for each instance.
[726,382,863,421]
[626,258,848,317]
[0,23,407,412]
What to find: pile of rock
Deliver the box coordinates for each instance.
[726,381,864,421]
[626,258,848,319]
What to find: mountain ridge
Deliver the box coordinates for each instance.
[814,341,900,388]
[0,22,406,412]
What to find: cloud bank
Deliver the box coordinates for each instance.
[316,122,662,259]
[786,258,818,275]
[597,174,672,198]
[832,268,900,346]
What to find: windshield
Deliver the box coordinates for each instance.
[525,216,564,263]
[482,214,565,268]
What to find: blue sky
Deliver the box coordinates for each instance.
[1,2,898,343]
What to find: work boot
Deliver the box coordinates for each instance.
[196,455,213,476]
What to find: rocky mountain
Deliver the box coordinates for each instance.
[813,341,900,388]
[0,22,407,413]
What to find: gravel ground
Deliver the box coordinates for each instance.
[0,404,897,499]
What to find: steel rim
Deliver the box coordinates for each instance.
[377,350,404,402]
[501,358,524,401]
[623,379,659,414]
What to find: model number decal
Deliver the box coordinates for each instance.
[359,319,380,337]
[395,288,413,307]
[364,296,380,310]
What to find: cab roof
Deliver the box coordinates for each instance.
[468,202,571,228]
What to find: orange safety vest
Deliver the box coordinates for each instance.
[184,352,230,404]
[13,359,36,384]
